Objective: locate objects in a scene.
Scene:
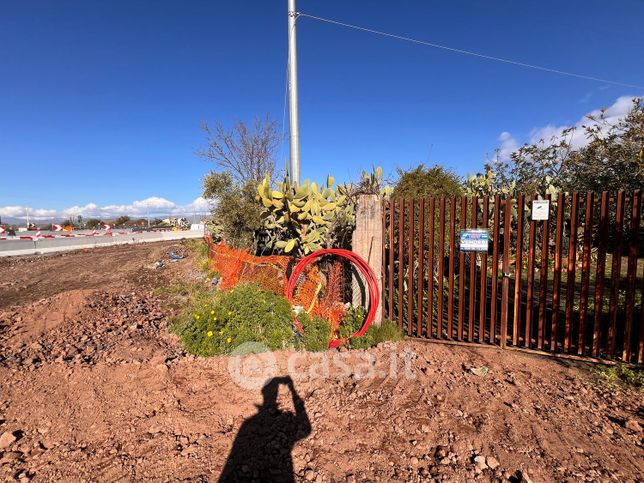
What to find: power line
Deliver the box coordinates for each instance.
[297,12,644,90]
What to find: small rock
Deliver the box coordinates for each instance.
[410,456,419,466]
[473,455,488,470]
[304,469,316,481]
[0,431,17,449]
[148,423,164,434]
[486,456,500,469]
[624,419,642,432]
[0,451,21,464]
[41,438,55,449]
[516,469,533,483]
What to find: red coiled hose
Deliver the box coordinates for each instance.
[286,248,380,348]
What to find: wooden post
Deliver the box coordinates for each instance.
[352,194,383,326]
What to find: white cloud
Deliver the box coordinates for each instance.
[133,197,176,212]
[175,197,214,214]
[0,206,57,219]
[494,95,638,161]
[496,131,518,162]
[0,196,213,221]
[60,203,99,218]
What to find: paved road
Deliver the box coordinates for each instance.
[0,230,204,257]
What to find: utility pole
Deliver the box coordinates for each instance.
[287,0,301,185]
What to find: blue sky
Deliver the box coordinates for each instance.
[1,0,643,218]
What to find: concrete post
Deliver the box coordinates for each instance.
[351,194,383,326]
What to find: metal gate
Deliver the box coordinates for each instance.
[382,191,643,363]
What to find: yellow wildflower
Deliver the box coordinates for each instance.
[210,310,215,315]
[226,337,232,344]
[207,331,213,337]
[227,311,232,316]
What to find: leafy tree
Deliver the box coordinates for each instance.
[85,218,103,229]
[197,116,280,185]
[392,164,463,199]
[115,215,131,227]
[493,97,643,194]
[203,171,262,250]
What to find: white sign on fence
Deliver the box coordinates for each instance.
[531,200,550,221]
[460,229,489,252]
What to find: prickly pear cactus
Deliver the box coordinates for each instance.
[257,174,350,255]
[257,167,389,256]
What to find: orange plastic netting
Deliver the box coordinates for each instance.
[205,237,346,326]
[206,238,291,294]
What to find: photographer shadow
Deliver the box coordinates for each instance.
[219,376,311,482]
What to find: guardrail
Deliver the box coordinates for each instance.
[0,229,205,257]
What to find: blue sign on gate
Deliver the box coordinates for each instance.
[460,229,489,252]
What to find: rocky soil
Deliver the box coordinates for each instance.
[0,242,642,482]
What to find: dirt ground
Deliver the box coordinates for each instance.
[0,242,642,482]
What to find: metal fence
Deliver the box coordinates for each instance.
[382,190,643,363]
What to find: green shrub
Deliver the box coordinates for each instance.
[592,364,644,391]
[171,285,404,356]
[297,313,331,352]
[393,164,463,199]
[339,306,366,340]
[368,319,405,344]
[172,284,334,356]
[341,306,405,349]
[172,284,295,356]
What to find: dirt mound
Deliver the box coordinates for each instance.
[0,291,179,369]
[0,290,91,346]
